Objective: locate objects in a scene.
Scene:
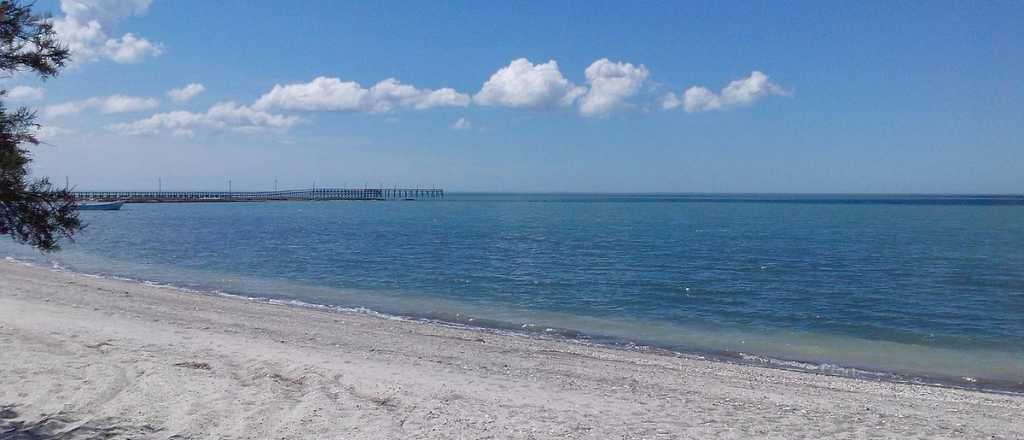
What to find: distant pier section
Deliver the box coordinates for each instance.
[72,187,444,203]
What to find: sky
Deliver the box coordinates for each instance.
[6,0,1022,193]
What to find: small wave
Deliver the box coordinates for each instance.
[4,255,1021,395]
[738,353,895,380]
[730,352,1024,394]
[5,256,37,267]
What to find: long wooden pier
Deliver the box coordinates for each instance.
[71,188,444,203]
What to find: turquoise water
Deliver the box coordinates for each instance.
[3,194,1023,390]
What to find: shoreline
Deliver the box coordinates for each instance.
[3,260,1023,438]
[8,256,1022,396]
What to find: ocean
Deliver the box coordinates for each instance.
[3,193,1023,391]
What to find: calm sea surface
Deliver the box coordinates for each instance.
[3,194,1023,389]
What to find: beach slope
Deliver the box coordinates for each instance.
[1,261,1021,439]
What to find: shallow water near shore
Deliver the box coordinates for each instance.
[3,193,1023,390]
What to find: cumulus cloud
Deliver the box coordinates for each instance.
[109,102,300,136]
[473,58,585,109]
[53,0,162,64]
[659,92,682,110]
[167,83,206,102]
[255,77,363,112]
[253,76,469,113]
[6,86,45,101]
[44,95,159,118]
[367,78,470,111]
[577,58,648,117]
[451,117,471,130]
[103,32,162,63]
[664,71,788,113]
[680,87,721,112]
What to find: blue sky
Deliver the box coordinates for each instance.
[9,0,1023,193]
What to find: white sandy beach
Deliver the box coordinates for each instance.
[1,260,1022,439]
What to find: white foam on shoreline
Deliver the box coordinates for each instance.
[3,255,1021,394]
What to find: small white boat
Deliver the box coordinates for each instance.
[76,201,125,211]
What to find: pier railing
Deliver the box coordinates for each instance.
[71,188,444,202]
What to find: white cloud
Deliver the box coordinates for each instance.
[253,76,469,113]
[205,102,299,131]
[577,58,648,117]
[365,78,470,111]
[681,87,721,112]
[108,110,202,135]
[53,0,162,65]
[167,83,206,102]
[451,117,471,130]
[255,77,363,112]
[660,92,682,110]
[101,94,159,113]
[103,32,162,63]
[34,125,76,140]
[6,86,45,101]
[473,58,584,109]
[44,95,159,118]
[109,102,300,136]
[52,18,105,61]
[60,0,152,23]
[666,71,788,113]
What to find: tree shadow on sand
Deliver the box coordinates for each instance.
[0,404,160,439]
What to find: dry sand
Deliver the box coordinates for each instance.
[1,260,1022,439]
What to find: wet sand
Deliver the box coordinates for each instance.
[1,261,1022,439]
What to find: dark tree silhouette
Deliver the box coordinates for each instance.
[0,0,80,251]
